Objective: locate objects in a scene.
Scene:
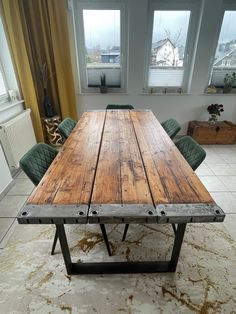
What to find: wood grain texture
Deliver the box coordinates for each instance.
[91,110,153,206]
[26,110,213,214]
[187,120,236,144]
[130,111,213,205]
[28,111,106,206]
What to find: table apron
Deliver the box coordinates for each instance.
[17,203,225,224]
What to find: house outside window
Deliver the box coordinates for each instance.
[73,2,127,93]
[209,10,236,90]
[144,1,200,93]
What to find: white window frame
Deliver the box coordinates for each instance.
[208,2,236,89]
[73,1,127,93]
[143,0,200,94]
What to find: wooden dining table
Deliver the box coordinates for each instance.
[17,110,225,275]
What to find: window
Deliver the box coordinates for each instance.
[73,2,127,93]
[0,62,8,102]
[0,18,10,104]
[144,1,199,93]
[209,11,236,88]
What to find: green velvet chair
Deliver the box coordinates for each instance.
[20,143,112,256]
[58,117,77,139]
[161,118,181,139]
[175,136,206,171]
[106,104,134,110]
[20,143,58,186]
[122,136,206,242]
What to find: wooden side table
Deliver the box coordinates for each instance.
[187,120,236,144]
[42,115,64,147]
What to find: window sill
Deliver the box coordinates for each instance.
[0,99,24,113]
[139,92,191,96]
[203,93,236,96]
[79,92,128,95]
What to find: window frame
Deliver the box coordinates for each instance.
[143,0,200,93]
[207,2,236,90]
[73,1,127,93]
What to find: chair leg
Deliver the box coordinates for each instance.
[122,224,130,241]
[100,224,112,256]
[51,229,58,255]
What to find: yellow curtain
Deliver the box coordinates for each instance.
[48,0,78,120]
[1,0,44,142]
[1,0,78,141]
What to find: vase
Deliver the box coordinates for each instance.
[43,88,54,118]
[100,86,108,93]
[223,85,232,94]
[208,114,218,124]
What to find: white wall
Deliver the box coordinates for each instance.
[72,0,236,133]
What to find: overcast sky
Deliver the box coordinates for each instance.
[83,10,120,50]
[83,9,236,50]
[219,11,236,43]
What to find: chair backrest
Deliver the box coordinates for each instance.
[58,118,77,139]
[175,136,206,171]
[161,118,181,139]
[106,104,134,110]
[20,143,58,186]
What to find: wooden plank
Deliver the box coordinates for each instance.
[27,111,106,206]
[130,111,213,205]
[91,110,122,204]
[91,110,153,206]
[119,111,153,204]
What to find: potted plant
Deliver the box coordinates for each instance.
[223,72,236,93]
[100,73,108,93]
[207,103,224,124]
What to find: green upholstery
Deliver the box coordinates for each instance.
[58,117,76,139]
[106,104,134,110]
[20,143,58,186]
[161,118,181,139]
[175,136,206,171]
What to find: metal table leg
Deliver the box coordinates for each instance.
[56,223,187,275]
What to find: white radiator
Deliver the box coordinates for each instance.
[0,109,36,169]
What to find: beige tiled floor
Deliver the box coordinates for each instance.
[1,145,236,245]
[0,172,32,246]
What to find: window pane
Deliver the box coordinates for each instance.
[149,10,190,88]
[0,70,7,97]
[83,10,121,87]
[211,11,236,87]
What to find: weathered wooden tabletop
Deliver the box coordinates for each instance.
[18,110,224,225]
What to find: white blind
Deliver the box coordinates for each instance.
[87,67,121,87]
[211,67,236,86]
[148,67,184,87]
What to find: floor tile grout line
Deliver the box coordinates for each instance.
[0,218,16,244]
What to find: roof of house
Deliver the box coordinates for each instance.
[152,38,175,51]
[214,48,236,66]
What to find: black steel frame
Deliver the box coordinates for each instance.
[51,224,112,256]
[56,223,186,275]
